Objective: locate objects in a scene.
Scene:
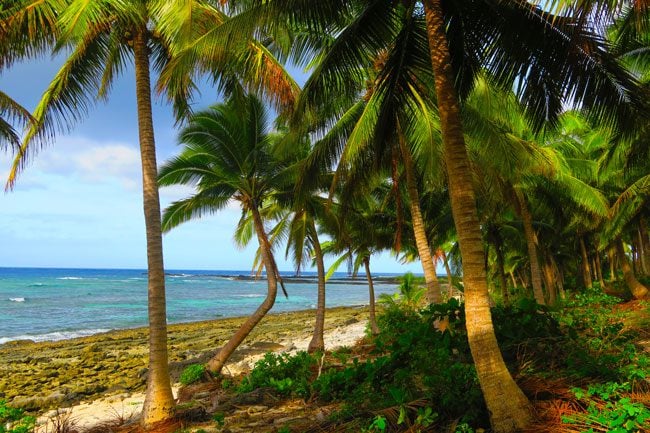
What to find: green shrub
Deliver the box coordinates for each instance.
[238,351,316,398]
[180,364,206,385]
[0,400,35,433]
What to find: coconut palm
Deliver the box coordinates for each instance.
[159,94,292,374]
[0,92,31,153]
[5,0,299,424]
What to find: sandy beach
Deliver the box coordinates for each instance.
[0,306,369,430]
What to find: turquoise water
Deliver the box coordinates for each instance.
[0,267,400,344]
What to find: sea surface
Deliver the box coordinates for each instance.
[0,267,402,344]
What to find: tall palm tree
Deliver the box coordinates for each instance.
[158,94,291,374]
[5,1,299,425]
[0,92,32,153]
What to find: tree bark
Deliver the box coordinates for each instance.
[594,247,606,289]
[550,254,565,299]
[422,2,532,431]
[308,221,326,353]
[364,257,380,335]
[493,233,509,305]
[615,238,648,299]
[516,190,545,305]
[207,205,278,372]
[134,28,175,427]
[579,235,593,289]
[542,253,557,305]
[398,129,441,304]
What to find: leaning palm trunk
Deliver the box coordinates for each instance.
[637,228,648,276]
[363,257,380,335]
[615,238,649,299]
[208,206,278,373]
[640,216,650,273]
[134,28,175,427]
[398,130,441,303]
[308,223,326,353]
[442,250,453,294]
[516,189,545,305]
[423,1,533,431]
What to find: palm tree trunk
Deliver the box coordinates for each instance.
[308,222,326,353]
[516,189,545,305]
[550,255,565,299]
[542,253,557,305]
[640,216,650,273]
[398,129,441,304]
[493,233,509,305]
[510,272,517,290]
[608,245,618,282]
[594,247,606,289]
[579,235,593,289]
[207,205,278,372]
[637,228,648,276]
[615,238,648,299]
[423,2,532,430]
[364,257,380,335]
[442,250,453,294]
[134,28,175,427]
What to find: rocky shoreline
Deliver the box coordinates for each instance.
[1,306,369,414]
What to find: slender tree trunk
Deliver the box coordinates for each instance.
[615,238,649,299]
[364,257,380,335]
[578,235,593,289]
[542,253,557,305]
[398,129,441,303]
[594,248,606,289]
[516,190,545,305]
[134,29,175,427]
[550,255,565,299]
[493,236,509,305]
[608,245,618,282]
[308,222,326,353]
[510,272,517,290]
[640,216,650,274]
[208,205,278,372]
[442,250,454,295]
[637,228,648,276]
[423,2,532,430]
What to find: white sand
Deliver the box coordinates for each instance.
[36,320,367,431]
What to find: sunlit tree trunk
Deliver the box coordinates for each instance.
[363,257,380,335]
[579,235,593,289]
[542,253,557,305]
[134,28,175,427]
[516,190,545,305]
[637,228,648,276]
[594,247,606,289]
[616,238,648,299]
[208,204,278,372]
[422,1,532,430]
[398,130,441,304]
[442,250,454,295]
[308,222,326,353]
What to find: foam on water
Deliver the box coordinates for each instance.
[9,297,25,302]
[0,328,112,344]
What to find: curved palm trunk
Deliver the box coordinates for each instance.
[363,257,380,335]
[637,228,648,275]
[640,216,650,274]
[398,130,441,303]
[423,2,532,431]
[615,238,649,299]
[579,235,593,289]
[308,223,326,353]
[516,190,545,305]
[134,29,175,427]
[208,205,278,373]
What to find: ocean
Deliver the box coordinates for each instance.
[0,267,401,344]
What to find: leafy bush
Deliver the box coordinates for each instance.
[180,364,206,385]
[562,382,650,432]
[0,400,35,433]
[238,351,316,398]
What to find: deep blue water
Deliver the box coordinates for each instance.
[0,267,402,343]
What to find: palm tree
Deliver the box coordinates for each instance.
[5,1,299,425]
[158,94,291,374]
[0,92,32,153]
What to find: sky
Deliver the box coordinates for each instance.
[0,54,425,274]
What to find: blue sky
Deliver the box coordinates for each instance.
[0,55,424,274]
